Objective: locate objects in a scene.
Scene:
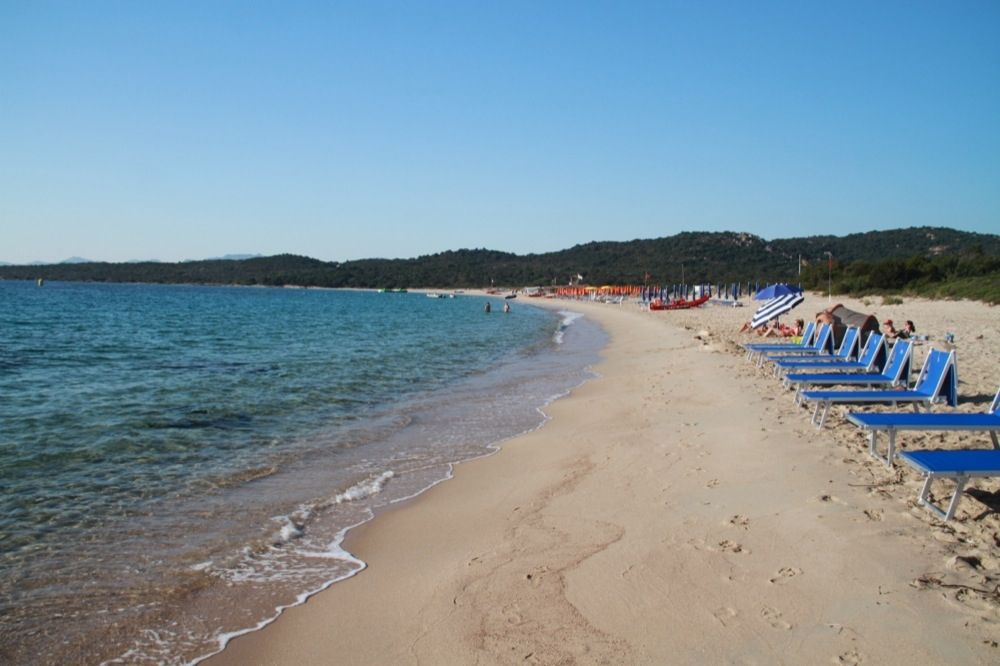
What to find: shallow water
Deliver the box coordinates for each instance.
[0,282,604,664]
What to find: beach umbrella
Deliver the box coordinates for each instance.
[750,292,804,329]
[753,283,803,301]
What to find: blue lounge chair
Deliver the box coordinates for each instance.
[799,348,957,428]
[770,327,861,377]
[898,449,1000,520]
[744,321,816,362]
[785,337,910,403]
[847,387,1000,467]
[755,324,834,368]
[778,331,886,380]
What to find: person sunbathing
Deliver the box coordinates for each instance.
[882,319,898,338]
[762,318,804,338]
[739,319,777,335]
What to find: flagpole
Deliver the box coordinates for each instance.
[824,252,832,303]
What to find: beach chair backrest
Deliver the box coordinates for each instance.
[912,349,958,406]
[800,320,817,346]
[835,327,860,360]
[810,323,832,353]
[856,332,885,370]
[880,339,913,386]
[991,387,1000,414]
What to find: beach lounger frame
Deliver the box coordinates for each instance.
[778,332,886,384]
[847,387,1000,467]
[743,321,817,362]
[800,348,957,428]
[755,324,833,368]
[898,449,1000,520]
[770,327,861,377]
[786,337,910,404]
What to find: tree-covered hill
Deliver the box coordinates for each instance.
[3,226,998,292]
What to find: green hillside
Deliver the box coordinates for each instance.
[3,227,998,301]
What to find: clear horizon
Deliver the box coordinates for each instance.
[3,2,998,264]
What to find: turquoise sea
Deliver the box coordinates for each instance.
[0,281,604,664]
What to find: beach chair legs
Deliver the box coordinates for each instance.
[811,401,832,428]
[916,473,969,521]
[868,430,897,468]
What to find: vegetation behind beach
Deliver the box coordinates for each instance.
[3,226,998,302]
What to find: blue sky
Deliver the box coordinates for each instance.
[2,1,998,264]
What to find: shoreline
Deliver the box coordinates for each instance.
[2,286,603,666]
[209,294,999,664]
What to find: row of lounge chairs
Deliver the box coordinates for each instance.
[742,324,1000,521]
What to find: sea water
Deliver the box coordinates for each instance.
[0,281,604,664]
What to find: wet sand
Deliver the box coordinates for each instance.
[209,292,999,664]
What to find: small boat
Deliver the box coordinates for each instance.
[504,294,517,300]
[648,294,710,311]
[426,293,447,299]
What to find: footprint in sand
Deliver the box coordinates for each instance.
[712,606,738,627]
[768,566,803,584]
[706,478,720,489]
[718,539,748,554]
[835,647,863,664]
[501,603,525,626]
[863,509,884,522]
[524,565,550,585]
[728,514,750,530]
[760,606,792,630]
[930,528,962,545]
[947,553,993,574]
[818,493,848,506]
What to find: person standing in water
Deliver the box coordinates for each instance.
[503,302,510,313]
[484,302,492,313]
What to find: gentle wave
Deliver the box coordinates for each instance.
[554,309,585,344]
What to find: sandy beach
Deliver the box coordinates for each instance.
[209,292,999,664]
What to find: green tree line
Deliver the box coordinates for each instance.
[3,226,998,302]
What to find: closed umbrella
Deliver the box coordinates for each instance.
[750,292,804,329]
[754,283,803,301]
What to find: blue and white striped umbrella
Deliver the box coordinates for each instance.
[750,292,805,329]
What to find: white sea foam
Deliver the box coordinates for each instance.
[278,519,304,542]
[191,520,369,666]
[333,470,395,504]
[554,310,584,344]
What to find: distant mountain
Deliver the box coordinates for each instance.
[204,254,264,261]
[1,227,997,290]
[61,256,93,264]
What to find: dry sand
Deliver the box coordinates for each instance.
[209,292,999,665]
